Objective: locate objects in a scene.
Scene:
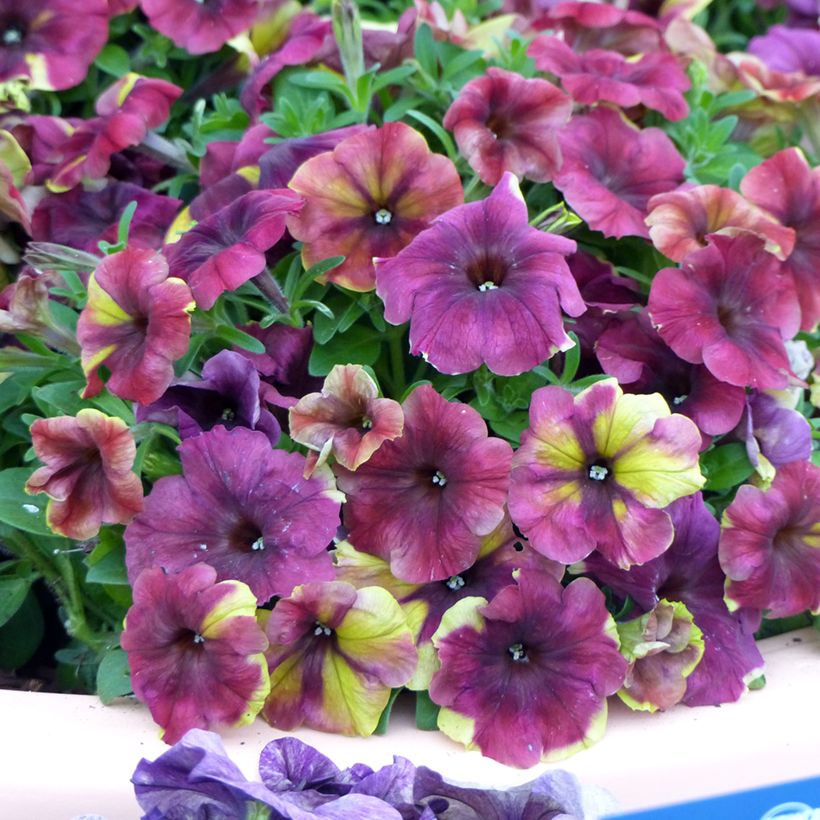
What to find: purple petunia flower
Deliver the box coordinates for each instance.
[748,25,820,76]
[376,173,585,377]
[125,426,342,603]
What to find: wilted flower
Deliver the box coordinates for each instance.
[376,173,585,377]
[442,67,572,185]
[77,247,195,405]
[648,234,801,389]
[430,571,627,767]
[335,385,512,583]
[509,378,704,569]
[720,460,820,618]
[262,580,418,736]
[287,122,463,292]
[122,563,270,744]
[25,409,143,540]
[125,426,342,603]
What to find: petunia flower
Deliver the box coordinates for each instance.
[121,563,270,744]
[442,67,572,185]
[376,173,585,377]
[77,247,195,405]
[140,0,262,55]
[287,122,463,292]
[616,599,704,712]
[165,189,303,310]
[429,570,627,767]
[334,384,513,583]
[510,378,704,569]
[552,107,685,239]
[0,0,108,91]
[289,364,404,473]
[645,184,796,263]
[137,349,281,445]
[740,147,820,331]
[125,426,342,603]
[720,460,820,618]
[648,234,801,390]
[748,25,820,78]
[577,494,765,707]
[25,409,143,540]
[262,581,418,736]
[529,36,690,121]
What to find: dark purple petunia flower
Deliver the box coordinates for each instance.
[376,173,585,377]
[578,494,765,707]
[334,384,513,583]
[648,234,801,390]
[553,107,685,239]
[137,349,281,444]
[430,570,627,767]
[166,189,303,310]
[125,426,342,603]
[31,181,181,254]
[748,25,820,76]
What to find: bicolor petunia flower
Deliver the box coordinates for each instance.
[77,247,195,405]
[262,581,418,736]
[529,37,690,121]
[442,67,572,185]
[25,409,143,540]
[140,0,261,54]
[137,349,281,445]
[648,234,802,390]
[645,184,796,263]
[577,494,765,707]
[287,122,463,292]
[333,519,564,689]
[289,364,404,473]
[740,148,820,331]
[122,563,270,744]
[720,460,820,618]
[553,107,685,239]
[0,0,108,91]
[335,385,513,583]
[429,570,627,767]
[616,599,704,713]
[165,189,303,310]
[509,378,705,569]
[125,426,342,603]
[748,25,820,77]
[376,173,585,377]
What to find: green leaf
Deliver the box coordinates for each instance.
[313,295,365,345]
[94,44,131,77]
[560,333,580,384]
[304,255,346,281]
[701,443,754,492]
[0,590,43,670]
[373,64,417,93]
[747,674,766,691]
[415,690,440,731]
[308,325,381,376]
[0,468,52,536]
[214,325,267,354]
[405,109,457,162]
[414,24,438,78]
[96,647,133,704]
[0,576,33,628]
[86,529,130,586]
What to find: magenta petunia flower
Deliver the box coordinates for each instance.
[429,570,627,767]
[645,184,796,264]
[287,122,463,292]
[262,581,418,736]
[122,563,270,744]
[648,234,801,390]
[125,426,342,603]
[166,189,302,310]
[289,364,404,473]
[442,67,572,185]
[376,173,585,377]
[578,494,765,707]
[552,107,685,239]
[0,0,108,91]
[77,247,195,405]
[740,148,820,331]
[25,409,143,540]
[720,461,820,618]
[509,378,705,569]
[335,385,513,584]
[140,0,261,55]
[529,37,690,121]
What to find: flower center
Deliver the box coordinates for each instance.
[587,460,610,482]
[251,536,265,551]
[2,24,24,45]
[221,407,236,421]
[360,416,373,430]
[716,303,742,335]
[313,622,333,637]
[672,395,687,406]
[486,113,511,140]
[431,470,447,487]
[466,254,507,290]
[374,208,393,225]
[192,633,205,644]
[508,642,529,663]
[478,282,498,292]
[445,575,466,591]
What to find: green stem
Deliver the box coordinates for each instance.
[528,200,563,227]
[388,329,406,398]
[462,175,483,202]
[252,271,290,314]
